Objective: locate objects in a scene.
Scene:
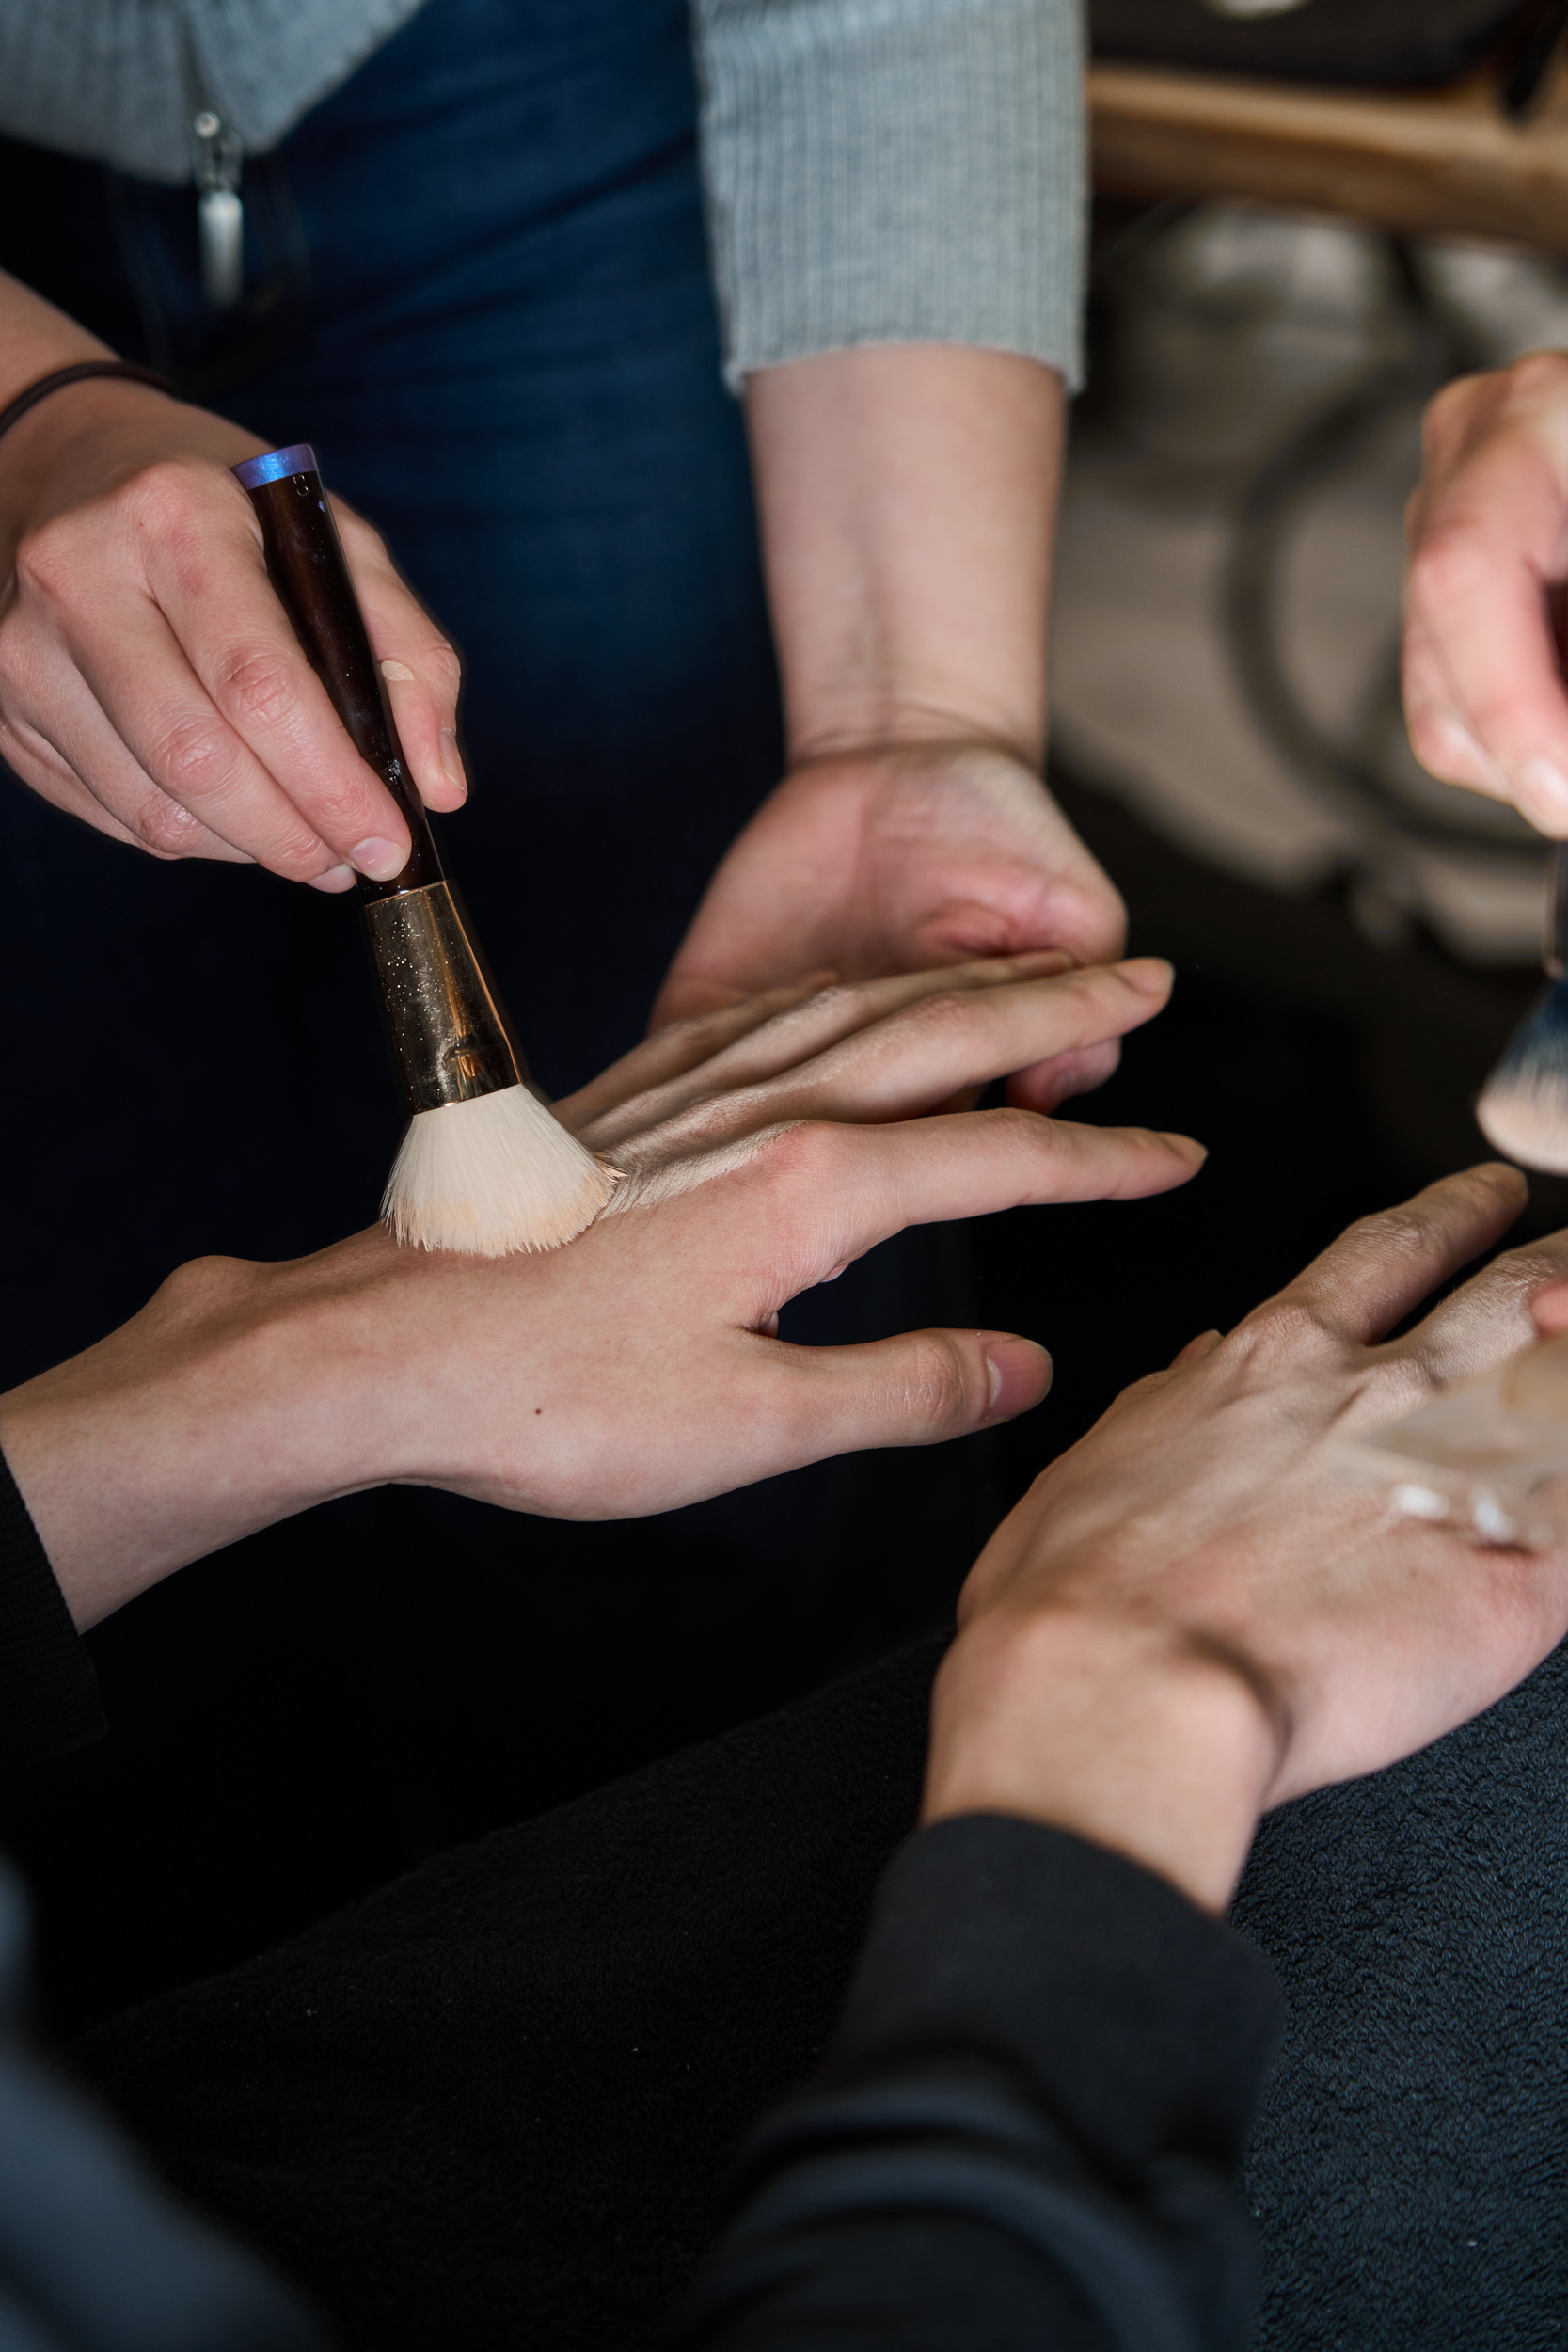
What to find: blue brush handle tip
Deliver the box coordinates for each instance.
[231,442,319,490]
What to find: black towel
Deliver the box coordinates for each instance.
[1236,1629,1568,2350]
[68,1626,1568,2351]
[69,1640,942,2350]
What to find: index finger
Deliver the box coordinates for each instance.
[581,952,1077,1151]
[1268,1166,1528,1347]
[1404,389,1568,832]
[768,960,1172,1127]
[140,474,414,880]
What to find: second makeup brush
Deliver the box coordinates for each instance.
[1476,839,1568,1173]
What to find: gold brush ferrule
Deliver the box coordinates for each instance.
[362,882,521,1114]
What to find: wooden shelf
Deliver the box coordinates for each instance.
[1089,51,1568,248]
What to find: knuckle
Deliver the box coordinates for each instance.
[152,711,233,803]
[12,524,69,599]
[1489,1241,1564,1296]
[149,1251,251,1326]
[1353,1204,1444,1264]
[799,979,874,1025]
[897,987,981,1042]
[749,1120,858,1257]
[130,791,207,857]
[1405,525,1491,609]
[219,650,296,734]
[120,459,212,548]
[757,1118,847,1188]
[1230,1296,1340,1372]
[900,1330,974,1429]
[423,638,462,696]
[981,1105,1052,1148]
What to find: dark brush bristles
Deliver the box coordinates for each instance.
[1476,977,1568,1173]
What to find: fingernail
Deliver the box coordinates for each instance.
[1519,757,1568,833]
[379,659,416,683]
[439,728,467,797]
[981,1336,1052,1417]
[352,835,407,882]
[1119,957,1175,993]
[1159,1131,1208,1165]
[307,862,356,895]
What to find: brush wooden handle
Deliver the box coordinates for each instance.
[234,449,442,900]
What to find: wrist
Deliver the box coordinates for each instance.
[924,1608,1281,1914]
[0,1240,398,1629]
[785,713,1042,775]
[0,377,259,551]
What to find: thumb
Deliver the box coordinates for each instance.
[763,1327,1052,1466]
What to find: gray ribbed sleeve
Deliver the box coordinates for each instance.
[0,0,1083,384]
[691,0,1085,390]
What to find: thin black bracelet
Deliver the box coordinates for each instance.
[0,359,175,446]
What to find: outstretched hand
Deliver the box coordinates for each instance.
[0,953,1199,1628]
[927,1166,1568,1910]
[651,743,1128,1111]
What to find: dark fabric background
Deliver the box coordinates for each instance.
[0,0,986,2036]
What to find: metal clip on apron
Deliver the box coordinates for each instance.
[183,18,244,309]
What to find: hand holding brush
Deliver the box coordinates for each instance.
[233,444,614,1257]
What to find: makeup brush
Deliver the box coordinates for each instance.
[233,443,614,1255]
[1475,841,1568,1174]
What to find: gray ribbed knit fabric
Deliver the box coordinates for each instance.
[693,0,1084,387]
[0,1,430,183]
[0,0,1084,386]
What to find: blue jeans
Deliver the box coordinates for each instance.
[0,0,986,2019]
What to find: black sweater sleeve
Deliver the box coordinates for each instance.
[0,1444,104,1770]
[671,1814,1283,2352]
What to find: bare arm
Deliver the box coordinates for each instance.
[655,345,1126,1109]
[747,343,1060,766]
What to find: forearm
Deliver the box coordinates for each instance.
[0,267,112,403]
[0,265,257,568]
[925,1611,1281,1915]
[744,346,1064,768]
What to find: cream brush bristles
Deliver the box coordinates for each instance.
[384,1086,615,1254]
[234,442,612,1256]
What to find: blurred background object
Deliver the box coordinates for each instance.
[976,8,1568,1509]
[1055,203,1552,966]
